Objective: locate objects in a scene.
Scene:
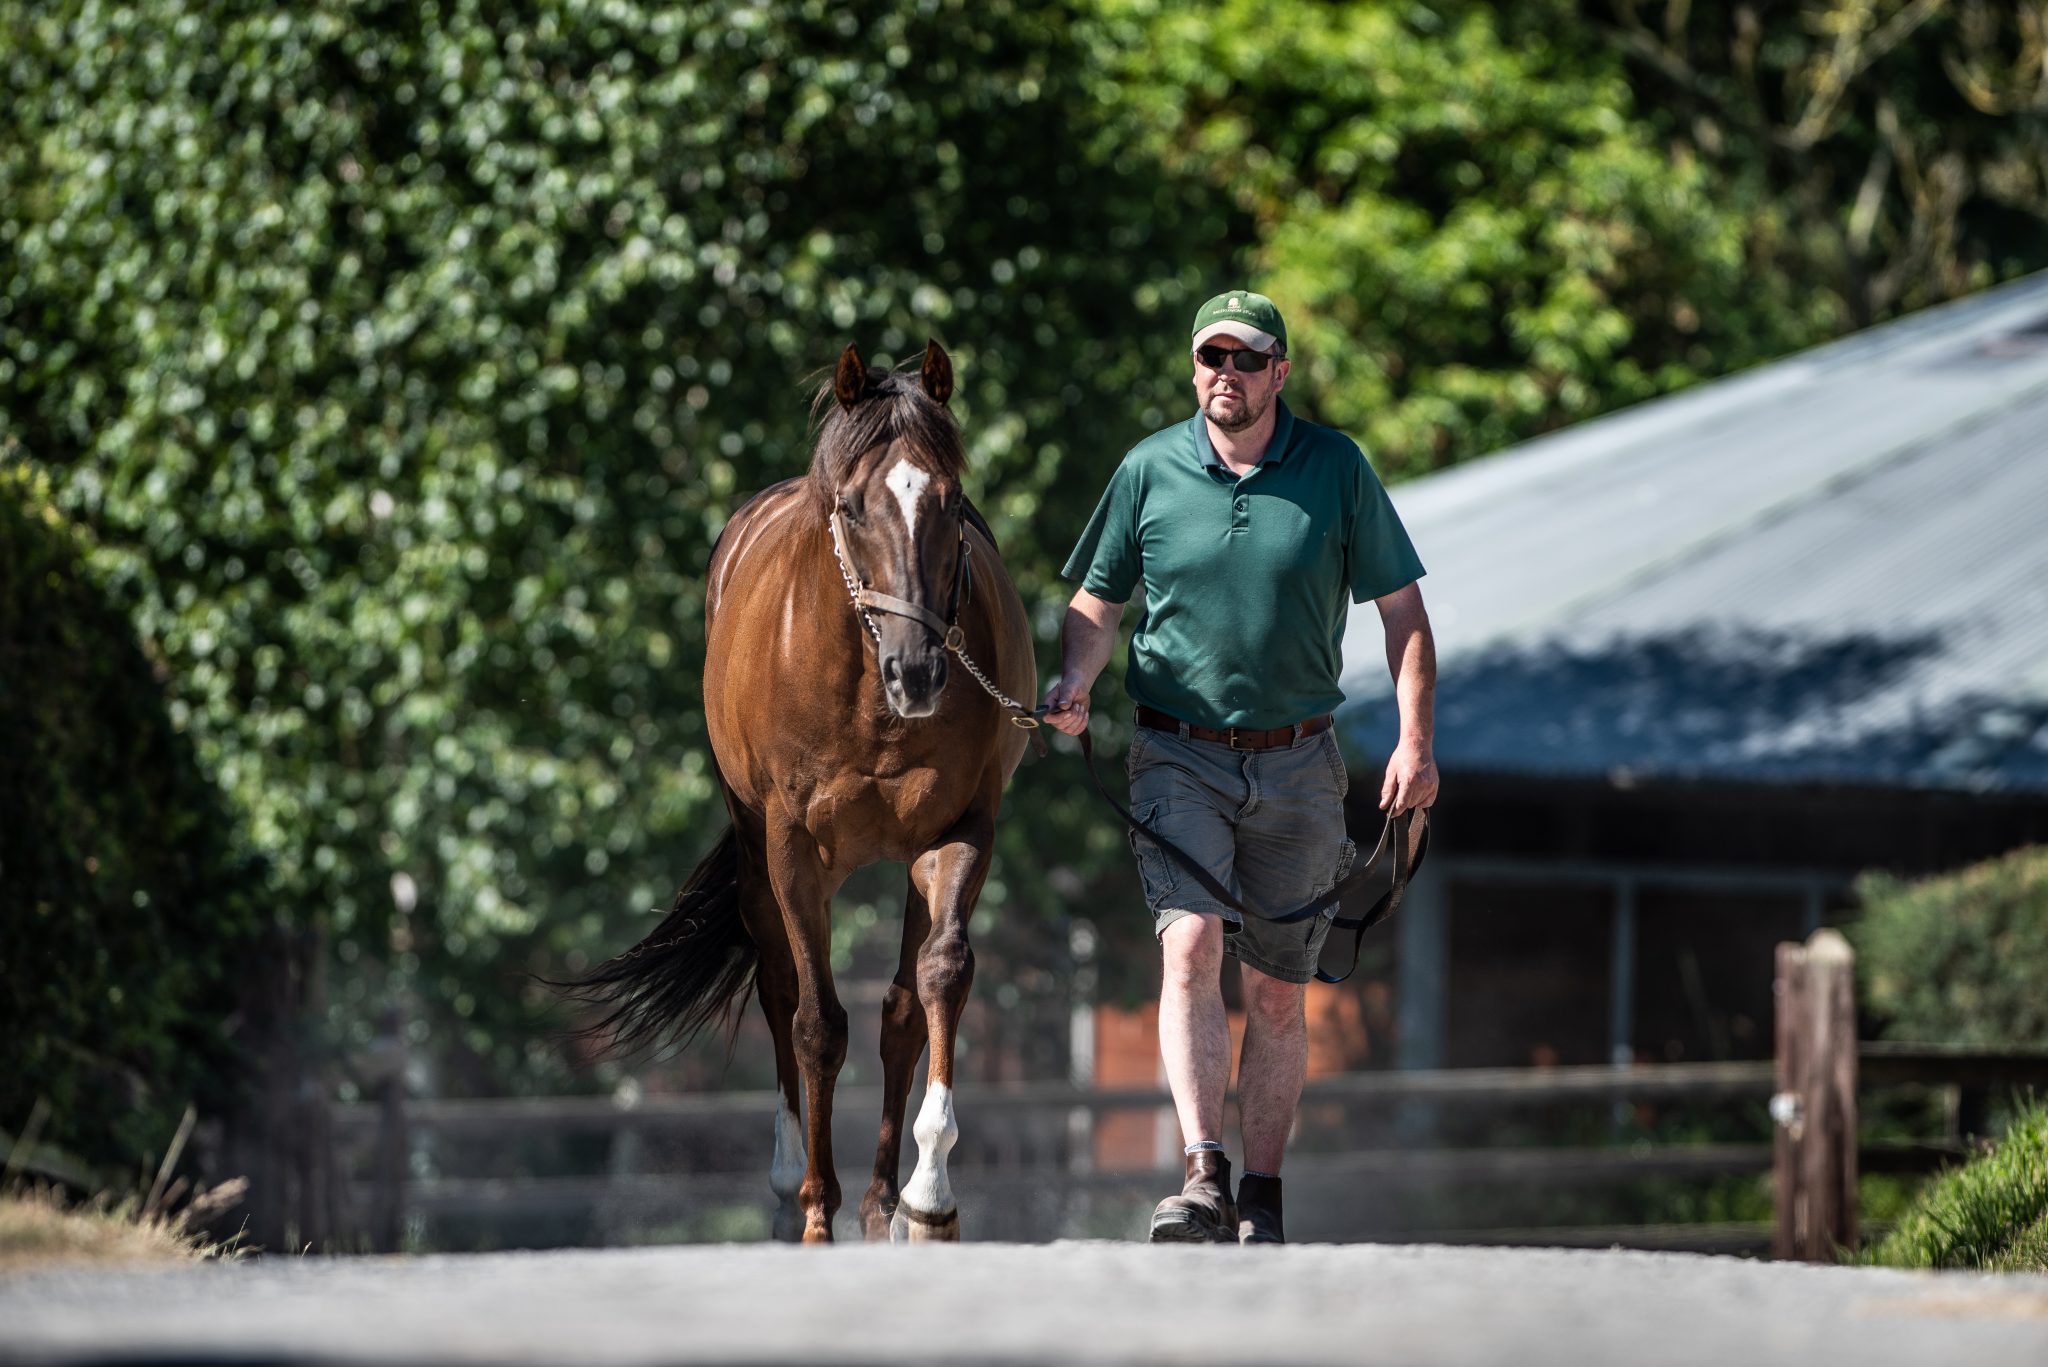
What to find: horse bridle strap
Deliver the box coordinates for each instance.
[829,508,1046,754]
[1068,723,1429,985]
[832,509,969,640]
[851,586,960,647]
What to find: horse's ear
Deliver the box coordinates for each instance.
[834,343,869,410]
[920,338,953,407]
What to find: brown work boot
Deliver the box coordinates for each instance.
[1149,1149,1237,1243]
[1237,1172,1285,1245]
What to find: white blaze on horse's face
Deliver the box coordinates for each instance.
[884,458,931,540]
[864,455,951,720]
[896,1081,959,1237]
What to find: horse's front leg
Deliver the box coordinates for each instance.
[765,810,848,1243]
[892,808,993,1243]
[861,880,931,1240]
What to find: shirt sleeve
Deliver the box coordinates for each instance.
[1061,457,1143,603]
[1346,445,1425,604]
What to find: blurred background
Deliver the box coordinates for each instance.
[5,0,2047,1256]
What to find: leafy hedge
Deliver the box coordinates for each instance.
[1864,1101,2048,1272]
[0,463,258,1174]
[1856,846,2048,1048]
[0,0,1237,1080]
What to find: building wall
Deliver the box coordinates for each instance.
[1384,772,2048,1071]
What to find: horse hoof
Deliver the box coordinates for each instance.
[860,1197,897,1242]
[890,1203,960,1243]
[772,1202,805,1243]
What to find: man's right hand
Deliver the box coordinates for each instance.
[1045,590,1123,738]
[1042,675,1092,736]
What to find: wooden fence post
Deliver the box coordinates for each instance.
[1772,928,1858,1261]
[366,1003,410,1254]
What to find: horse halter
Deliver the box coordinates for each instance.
[827,505,1044,742]
[829,507,971,653]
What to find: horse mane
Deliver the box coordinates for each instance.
[804,363,965,512]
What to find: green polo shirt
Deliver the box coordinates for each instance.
[1062,400,1424,730]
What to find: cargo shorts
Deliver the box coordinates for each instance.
[1124,721,1358,985]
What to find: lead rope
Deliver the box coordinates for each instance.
[829,515,1046,750]
[827,514,1414,972]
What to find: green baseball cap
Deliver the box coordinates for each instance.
[1191,289,1287,354]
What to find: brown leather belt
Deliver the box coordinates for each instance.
[1135,705,1334,751]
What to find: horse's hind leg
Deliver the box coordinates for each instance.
[860,879,932,1240]
[764,809,848,1243]
[892,808,992,1243]
[734,820,807,1242]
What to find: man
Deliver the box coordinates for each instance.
[1043,290,1438,1245]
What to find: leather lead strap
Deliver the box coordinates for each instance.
[1073,727,1429,985]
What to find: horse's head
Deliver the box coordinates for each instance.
[817,339,966,719]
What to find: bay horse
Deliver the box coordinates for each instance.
[575,340,1037,1243]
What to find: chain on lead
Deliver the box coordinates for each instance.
[829,517,885,649]
[951,637,1034,720]
[943,542,1038,726]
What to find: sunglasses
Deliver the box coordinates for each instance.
[1194,344,1283,373]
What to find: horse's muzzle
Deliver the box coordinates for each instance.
[882,649,949,719]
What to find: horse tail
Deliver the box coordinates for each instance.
[565,825,759,1057]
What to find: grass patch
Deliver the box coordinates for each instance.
[1864,1102,2048,1272]
[0,1185,236,1273]
[2,1101,245,1273]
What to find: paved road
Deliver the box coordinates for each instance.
[5,1242,2048,1365]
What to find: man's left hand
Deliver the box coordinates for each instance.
[1380,738,1438,814]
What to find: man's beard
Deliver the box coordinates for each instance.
[1205,390,1268,433]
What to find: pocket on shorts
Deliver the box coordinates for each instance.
[1315,836,1358,914]
[1126,798,1183,906]
[1320,729,1351,799]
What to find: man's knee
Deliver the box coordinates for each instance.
[1160,912,1225,989]
[1241,965,1307,1032]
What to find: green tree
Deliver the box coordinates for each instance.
[1585,0,2048,324]
[1099,0,1821,479]
[0,0,1227,1094]
[0,463,258,1173]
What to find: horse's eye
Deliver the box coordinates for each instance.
[838,495,861,524]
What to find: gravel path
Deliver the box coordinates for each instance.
[5,1241,2048,1366]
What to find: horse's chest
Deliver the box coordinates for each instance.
[804,768,956,866]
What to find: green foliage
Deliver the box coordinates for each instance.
[0,463,258,1172]
[0,0,1227,1088]
[1854,847,2048,1047]
[1864,1101,2048,1272]
[1588,0,2048,325]
[1101,0,1824,478]
[1104,0,2048,479]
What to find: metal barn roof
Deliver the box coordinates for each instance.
[1337,271,2048,794]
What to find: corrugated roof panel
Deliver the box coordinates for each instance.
[1336,273,2048,793]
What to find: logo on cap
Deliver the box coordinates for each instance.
[1228,297,1241,309]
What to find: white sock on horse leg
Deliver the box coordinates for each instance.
[902,1083,958,1216]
